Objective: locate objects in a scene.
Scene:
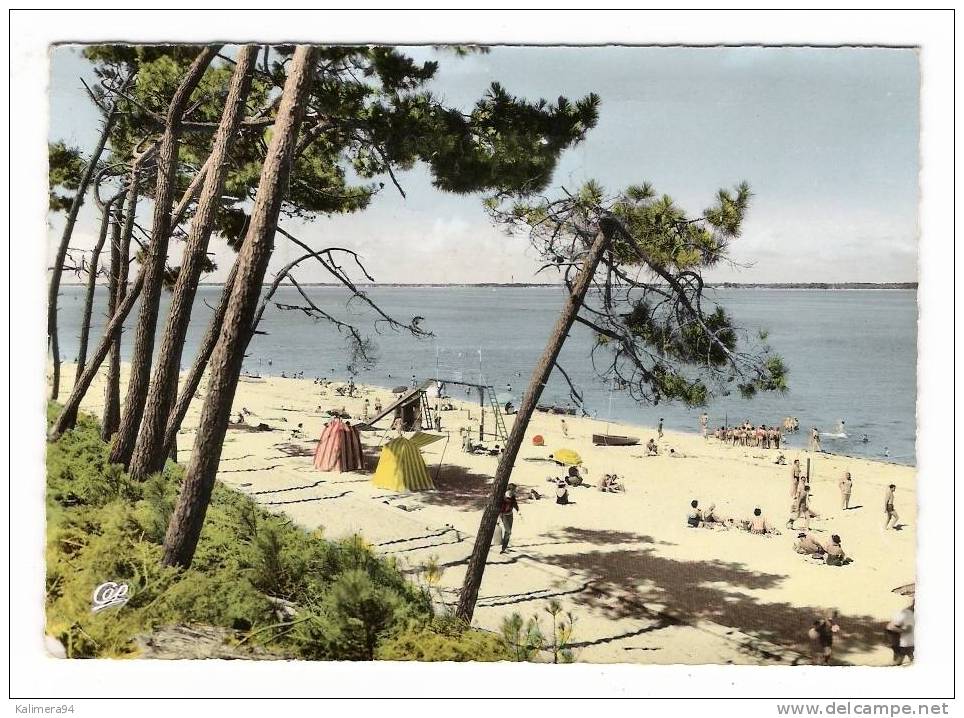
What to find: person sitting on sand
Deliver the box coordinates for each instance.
[839,472,853,510]
[748,507,775,535]
[703,503,725,525]
[668,447,686,458]
[599,474,625,493]
[686,500,703,528]
[774,453,787,465]
[646,438,659,456]
[824,534,848,566]
[566,466,584,487]
[555,480,570,505]
[794,531,826,557]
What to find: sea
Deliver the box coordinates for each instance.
[57,285,918,466]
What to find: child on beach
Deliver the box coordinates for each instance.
[646,438,659,456]
[839,472,853,510]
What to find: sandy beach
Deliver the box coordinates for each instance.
[56,362,916,665]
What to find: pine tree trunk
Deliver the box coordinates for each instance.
[162,45,317,569]
[48,105,119,399]
[454,224,612,624]
[160,261,239,461]
[48,272,146,440]
[75,193,122,384]
[103,166,143,439]
[108,46,219,468]
[129,46,257,480]
[101,214,123,441]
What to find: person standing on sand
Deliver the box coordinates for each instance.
[499,484,520,553]
[657,418,664,439]
[363,399,370,420]
[886,601,915,664]
[560,418,569,438]
[884,484,900,529]
[791,460,803,498]
[808,611,839,665]
[839,472,853,510]
[699,412,709,438]
[809,427,822,453]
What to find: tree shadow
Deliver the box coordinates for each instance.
[419,463,498,511]
[540,547,888,662]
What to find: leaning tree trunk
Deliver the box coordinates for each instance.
[129,45,257,480]
[162,45,317,569]
[48,102,120,399]
[103,161,146,439]
[454,223,613,624]
[101,214,124,440]
[48,272,146,440]
[76,190,124,384]
[160,261,239,460]
[108,46,219,468]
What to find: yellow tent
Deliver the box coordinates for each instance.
[372,436,435,492]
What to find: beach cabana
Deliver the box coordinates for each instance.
[313,418,364,472]
[372,436,435,492]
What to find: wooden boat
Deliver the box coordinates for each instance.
[592,433,640,447]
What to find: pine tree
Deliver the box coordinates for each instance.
[456,181,788,623]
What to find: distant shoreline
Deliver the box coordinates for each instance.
[178,281,917,290]
[62,281,918,290]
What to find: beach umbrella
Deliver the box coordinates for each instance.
[891,583,915,597]
[550,448,582,466]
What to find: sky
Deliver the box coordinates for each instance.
[48,44,920,284]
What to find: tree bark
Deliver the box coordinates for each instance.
[130,45,257,479]
[103,163,144,439]
[162,45,317,568]
[108,46,220,468]
[48,101,120,399]
[101,213,124,441]
[76,189,124,384]
[159,261,239,460]
[454,223,612,624]
[48,272,145,440]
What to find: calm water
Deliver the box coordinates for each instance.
[57,285,918,465]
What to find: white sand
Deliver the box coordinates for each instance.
[55,364,916,665]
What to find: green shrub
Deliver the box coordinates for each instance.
[43,405,477,661]
[376,619,511,662]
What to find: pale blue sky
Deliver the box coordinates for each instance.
[48,44,920,283]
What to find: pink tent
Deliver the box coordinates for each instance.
[313,418,364,472]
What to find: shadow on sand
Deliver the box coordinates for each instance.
[538,546,888,662]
